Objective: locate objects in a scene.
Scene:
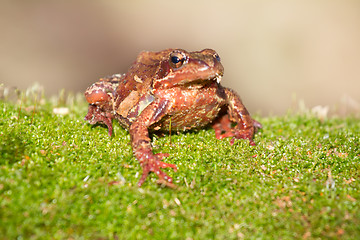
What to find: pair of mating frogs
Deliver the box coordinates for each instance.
[85,49,261,186]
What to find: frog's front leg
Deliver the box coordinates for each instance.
[85,104,114,136]
[129,98,177,187]
[213,88,262,146]
[84,79,118,136]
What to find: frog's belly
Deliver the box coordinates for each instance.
[153,86,226,131]
[157,103,223,131]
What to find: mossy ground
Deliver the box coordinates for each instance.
[0,89,359,239]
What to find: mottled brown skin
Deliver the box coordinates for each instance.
[84,49,261,186]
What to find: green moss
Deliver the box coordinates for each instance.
[0,92,359,239]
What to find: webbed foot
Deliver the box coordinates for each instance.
[212,114,261,146]
[135,149,177,187]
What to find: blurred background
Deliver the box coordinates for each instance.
[1,0,359,116]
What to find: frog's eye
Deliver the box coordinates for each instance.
[169,51,187,69]
[214,53,221,62]
[171,56,181,64]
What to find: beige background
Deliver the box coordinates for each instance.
[1,0,359,115]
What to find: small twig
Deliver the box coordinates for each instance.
[17,93,23,121]
[169,117,172,144]
[31,95,37,124]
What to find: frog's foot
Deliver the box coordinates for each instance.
[85,105,114,136]
[136,149,177,187]
[232,129,256,146]
[212,115,261,146]
[213,114,234,140]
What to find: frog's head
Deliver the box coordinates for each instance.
[148,49,224,89]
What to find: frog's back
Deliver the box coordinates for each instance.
[114,50,169,103]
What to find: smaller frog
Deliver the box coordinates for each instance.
[85,49,261,186]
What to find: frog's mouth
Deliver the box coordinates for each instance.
[154,70,223,89]
[181,73,223,89]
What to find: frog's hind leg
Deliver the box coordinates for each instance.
[212,114,234,140]
[212,88,262,146]
[212,114,261,146]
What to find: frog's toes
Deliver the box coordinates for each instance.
[137,151,177,187]
[138,162,176,187]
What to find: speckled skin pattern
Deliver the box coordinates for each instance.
[84,49,261,186]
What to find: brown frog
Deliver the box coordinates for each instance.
[84,49,261,187]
